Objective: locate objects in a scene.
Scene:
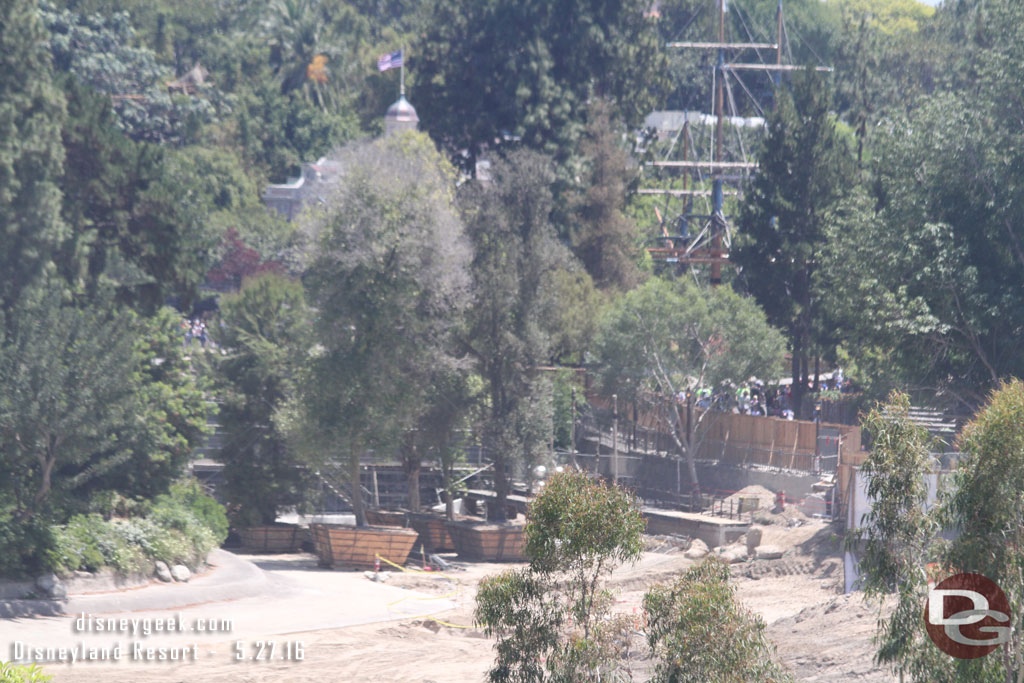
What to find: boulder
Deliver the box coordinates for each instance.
[684,538,709,560]
[36,573,67,599]
[756,544,785,560]
[745,528,763,555]
[170,564,192,582]
[717,544,748,564]
[154,561,173,583]
[799,493,828,517]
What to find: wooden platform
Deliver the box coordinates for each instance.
[446,521,526,562]
[406,513,455,552]
[239,524,302,553]
[310,524,418,569]
[365,509,408,527]
[642,508,750,548]
[463,489,532,517]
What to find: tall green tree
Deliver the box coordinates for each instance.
[0,283,134,523]
[568,99,642,292]
[596,276,785,498]
[415,0,668,173]
[55,79,223,310]
[0,0,67,315]
[734,70,855,417]
[295,132,471,526]
[461,149,566,521]
[215,273,314,527]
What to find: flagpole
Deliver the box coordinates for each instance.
[400,46,405,96]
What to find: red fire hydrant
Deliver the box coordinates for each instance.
[775,490,786,513]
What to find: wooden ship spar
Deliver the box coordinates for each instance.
[643,0,831,283]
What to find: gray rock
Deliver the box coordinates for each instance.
[154,561,173,582]
[170,564,191,582]
[717,544,749,564]
[684,538,709,560]
[745,528,763,554]
[756,544,785,560]
[35,573,67,599]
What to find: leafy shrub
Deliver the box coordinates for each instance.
[45,482,227,576]
[0,518,57,578]
[644,557,792,682]
[0,661,52,683]
[156,479,229,545]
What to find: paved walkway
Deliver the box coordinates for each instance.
[0,551,455,665]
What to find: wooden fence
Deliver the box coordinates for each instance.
[585,392,866,474]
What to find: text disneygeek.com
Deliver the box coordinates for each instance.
[5,612,304,664]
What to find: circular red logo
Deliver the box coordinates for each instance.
[924,573,1011,659]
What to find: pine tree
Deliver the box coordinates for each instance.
[734,72,855,417]
[0,0,67,314]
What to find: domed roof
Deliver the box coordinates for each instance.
[385,95,419,123]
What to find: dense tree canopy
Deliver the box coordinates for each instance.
[415,0,669,172]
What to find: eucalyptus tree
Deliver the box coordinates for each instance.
[294,132,471,526]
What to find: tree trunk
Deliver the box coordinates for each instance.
[492,448,509,522]
[408,461,421,513]
[791,344,804,419]
[350,448,366,527]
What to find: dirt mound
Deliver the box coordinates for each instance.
[723,484,778,511]
[767,592,894,682]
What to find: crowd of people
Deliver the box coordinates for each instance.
[679,369,854,420]
[182,318,209,346]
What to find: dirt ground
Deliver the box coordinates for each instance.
[45,509,895,683]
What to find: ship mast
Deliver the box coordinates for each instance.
[645,0,831,283]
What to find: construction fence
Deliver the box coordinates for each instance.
[581,394,865,476]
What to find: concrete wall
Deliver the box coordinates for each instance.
[572,452,821,505]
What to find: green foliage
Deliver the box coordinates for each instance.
[596,276,785,401]
[47,484,225,576]
[476,471,644,681]
[525,471,644,576]
[416,0,668,173]
[461,150,566,520]
[845,392,944,677]
[0,660,53,683]
[735,70,856,414]
[42,4,216,145]
[848,385,1024,681]
[0,0,67,315]
[936,381,1024,680]
[85,307,211,500]
[0,282,136,523]
[295,132,471,525]
[643,557,792,683]
[159,479,229,545]
[215,273,314,526]
[568,99,643,291]
[0,518,58,579]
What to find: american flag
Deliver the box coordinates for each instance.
[377,49,403,72]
